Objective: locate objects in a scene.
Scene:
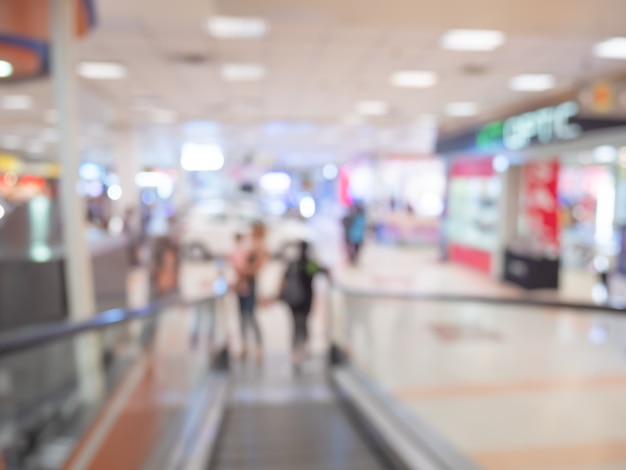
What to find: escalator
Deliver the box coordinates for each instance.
[1,279,620,470]
[211,401,387,470]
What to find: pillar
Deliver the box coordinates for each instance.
[51,0,103,403]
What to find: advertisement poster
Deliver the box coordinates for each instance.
[524,160,560,247]
[447,156,499,273]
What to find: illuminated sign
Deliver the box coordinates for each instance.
[476,101,582,151]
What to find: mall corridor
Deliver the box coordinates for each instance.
[4,0,626,469]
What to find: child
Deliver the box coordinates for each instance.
[229,233,249,296]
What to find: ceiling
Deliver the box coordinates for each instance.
[1,0,626,165]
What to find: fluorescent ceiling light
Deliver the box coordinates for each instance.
[135,171,173,187]
[0,135,20,149]
[77,61,127,79]
[391,71,438,88]
[446,102,478,117]
[181,143,225,171]
[1,95,33,110]
[0,60,13,78]
[342,113,365,126]
[509,74,556,91]
[259,172,291,193]
[131,95,161,111]
[44,109,58,124]
[221,64,266,81]
[40,128,58,143]
[151,109,177,124]
[594,37,626,59]
[26,140,45,154]
[441,29,505,51]
[206,16,269,39]
[417,114,439,127]
[356,100,388,116]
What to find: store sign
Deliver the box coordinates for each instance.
[476,101,582,151]
[524,160,560,247]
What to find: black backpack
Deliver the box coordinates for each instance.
[280,261,307,308]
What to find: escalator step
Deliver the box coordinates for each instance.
[210,403,387,470]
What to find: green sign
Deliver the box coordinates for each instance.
[475,101,581,151]
[476,121,504,150]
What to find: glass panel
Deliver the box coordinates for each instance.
[332,289,626,470]
[0,295,226,469]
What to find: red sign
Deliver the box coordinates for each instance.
[524,160,560,247]
[450,156,494,178]
[449,243,492,274]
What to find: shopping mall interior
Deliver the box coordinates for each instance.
[2,0,626,469]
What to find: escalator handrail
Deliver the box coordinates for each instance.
[0,291,223,357]
[334,283,626,314]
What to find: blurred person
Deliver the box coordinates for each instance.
[342,206,355,258]
[347,203,367,265]
[236,222,269,363]
[123,207,140,266]
[229,233,249,296]
[153,237,179,296]
[279,241,328,367]
[143,236,179,351]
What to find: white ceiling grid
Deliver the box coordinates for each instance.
[1,0,626,164]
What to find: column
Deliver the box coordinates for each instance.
[51,0,103,403]
[494,164,521,279]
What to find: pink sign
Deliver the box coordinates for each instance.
[524,160,560,247]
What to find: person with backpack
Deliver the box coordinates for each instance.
[347,203,367,265]
[279,241,328,366]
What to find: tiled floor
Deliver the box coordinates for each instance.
[62,232,626,470]
[334,242,622,305]
[308,236,626,470]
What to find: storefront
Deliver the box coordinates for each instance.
[437,91,626,289]
[339,155,445,245]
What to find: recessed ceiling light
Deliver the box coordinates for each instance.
[77,61,127,79]
[446,102,478,117]
[40,128,59,143]
[206,16,269,39]
[417,114,439,126]
[441,29,505,51]
[509,74,556,92]
[0,60,13,78]
[356,100,388,116]
[26,140,45,154]
[44,109,58,124]
[151,109,177,124]
[1,95,33,110]
[0,135,21,150]
[131,95,161,111]
[221,64,266,81]
[593,37,626,59]
[181,143,225,171]
[391,71,438,88]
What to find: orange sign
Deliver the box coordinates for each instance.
[591,81,614,113]
[0,0,95,80]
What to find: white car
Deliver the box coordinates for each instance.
[181,200,313,260]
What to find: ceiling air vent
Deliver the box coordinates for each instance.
[461,63,489,76]
[169,53,212,65]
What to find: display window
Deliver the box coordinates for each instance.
[558,163,616,268]
[446,157,500,273]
